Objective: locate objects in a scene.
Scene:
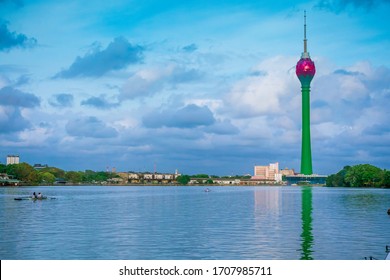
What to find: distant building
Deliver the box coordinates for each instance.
[116,171,181,184]
[33,164,49,170]
[280,167,296,176]
[253,162,282,182]
[6,155,20,165]
[189,178,241,185]
[0,173,20,186]
[284,174,327,185]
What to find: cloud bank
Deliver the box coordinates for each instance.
[81,95,119,109]
[120,65,202,100]
[0,86,39,134]
[0,86,40,107]
[0,21,37,52]
[49,93,74,108]
[0,107,31,133]
[65,116,118,138]
[55,37,144,78]
[143,104,216,128]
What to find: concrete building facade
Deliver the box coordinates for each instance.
[6,155,20,165]
[253,162,282,182]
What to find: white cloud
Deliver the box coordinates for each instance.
[0,75,9,88]
[18,126,52,146]
[225,56,298,118]
[312,122,346,139]
[120,68,167,100]
[338,75,368,101]
[120,64,202,100]
[66,116,118,138]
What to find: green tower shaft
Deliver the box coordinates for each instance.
[301,85,313,175]
[296,11,315,175]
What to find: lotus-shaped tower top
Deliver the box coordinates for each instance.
[296,57,315,86]
[296,10,315,87]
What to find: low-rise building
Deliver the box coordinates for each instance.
[188,178,241,185]
[284,174,327,185]
[116,171,181,184]
[280,167,295,176]
[33,164,49,170]
[0,173,20,186]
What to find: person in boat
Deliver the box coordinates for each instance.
[32,192,37,199]
[37,192,43,199]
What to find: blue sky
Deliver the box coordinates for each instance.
[1,0,390,175]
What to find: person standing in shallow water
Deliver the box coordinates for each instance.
[37,193,43,199]
[32,192,37,199]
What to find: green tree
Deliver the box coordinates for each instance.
[192,174,209,178]
[40,167,65,179]
[6,163,35,182]
[79,170,119,183]
[0,164,7,173]
[65,171,83,184]
[82,170,96,182]
[327,164,386,188]
[176,175,191,185]
[95,171,110,182]
[205,179,214,184]
[326,166,351,187]
[380,170,390,188]
[344,164,383,187]
[40,172,56,185]
[27,170,41,185]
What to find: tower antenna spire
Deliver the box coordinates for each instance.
[304,10,307,53]
[302,10,310,58]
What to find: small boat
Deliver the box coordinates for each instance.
[14,196,55,201]
[366,246,390,260]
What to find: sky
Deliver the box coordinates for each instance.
[0,0,390,176]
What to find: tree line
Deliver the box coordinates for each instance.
[0,162,251,186]
[0,163,120,185]
[4,162,389,188]
[326,164,390,188]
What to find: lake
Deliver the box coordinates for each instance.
[0,186,389,260]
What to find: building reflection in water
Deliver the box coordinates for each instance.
[253,187,281,214]
[300,187,314,260]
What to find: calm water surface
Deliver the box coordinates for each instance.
[0,186,389,260]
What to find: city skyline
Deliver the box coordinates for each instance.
[1,0,390,175]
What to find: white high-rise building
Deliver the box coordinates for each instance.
[6,155,20,165]
[253,162,282,182]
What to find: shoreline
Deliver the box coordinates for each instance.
[2,183,287,187]
[1,183,328,188]
[3,184,390,189]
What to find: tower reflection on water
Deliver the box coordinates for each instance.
[300,187,314,260]
[253,187,314,259]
